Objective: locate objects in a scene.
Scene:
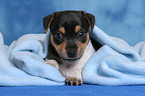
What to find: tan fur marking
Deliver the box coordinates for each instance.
[75,26,81,33]
[59,27,65,34]
[51,34,67,57]
[76,32,89,50]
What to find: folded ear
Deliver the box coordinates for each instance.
[43,14,54,33]
[84,12,95,32]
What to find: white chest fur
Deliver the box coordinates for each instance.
[59,40,95,77]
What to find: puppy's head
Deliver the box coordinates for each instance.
[43,11,95,62]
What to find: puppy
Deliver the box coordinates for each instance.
[43,11,101,86]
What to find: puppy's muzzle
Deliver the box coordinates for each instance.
[66,43,78,59]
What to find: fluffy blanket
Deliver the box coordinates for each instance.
[0,26,145,86]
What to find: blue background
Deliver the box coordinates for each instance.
[0,1,145,95]
[0,0,145,46]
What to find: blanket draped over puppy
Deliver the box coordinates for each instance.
[0,25,145,86]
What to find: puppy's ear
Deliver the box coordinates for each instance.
[43,14,54,33]
[84,12,95,32]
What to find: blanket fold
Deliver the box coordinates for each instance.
[0,31,65,86]
[0,25,145,86]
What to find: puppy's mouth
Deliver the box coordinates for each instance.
[63,58,80,61]
[59,49,84,62]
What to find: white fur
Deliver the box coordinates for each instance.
[45,40,95,80]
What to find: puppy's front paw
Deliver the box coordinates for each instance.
[65,76,82,86]
[45,59,59,70]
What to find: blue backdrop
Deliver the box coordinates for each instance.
[0,0,145,46]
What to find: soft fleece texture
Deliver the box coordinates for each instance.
[0,29,65,86]
[0,25,145,86]
[83,26,145,85]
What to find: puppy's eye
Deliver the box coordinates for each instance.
[78,30,86,38]
[55,32,63,40]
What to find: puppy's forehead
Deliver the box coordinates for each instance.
[59,18,81,34]
[51,12,87,34]
[59,25,81,35]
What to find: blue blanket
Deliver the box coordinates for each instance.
[0,26,145,86]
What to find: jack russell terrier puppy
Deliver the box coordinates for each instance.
[43,11,102,86]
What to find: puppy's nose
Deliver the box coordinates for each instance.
[66,42,78,58]
[67,52,77,58]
